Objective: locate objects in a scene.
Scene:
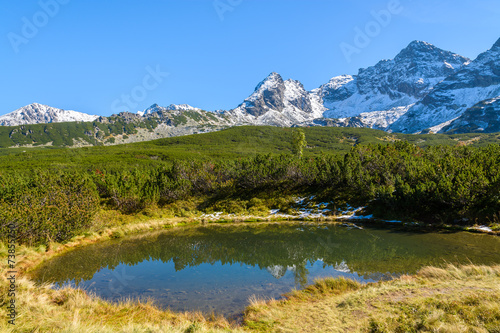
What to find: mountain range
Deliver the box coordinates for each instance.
[1,37,499,146]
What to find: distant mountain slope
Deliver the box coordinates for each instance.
[0,106,231,148]
[442,97,500,134]
[0,103,98,126]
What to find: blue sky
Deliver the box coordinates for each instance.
[1,0,499,116]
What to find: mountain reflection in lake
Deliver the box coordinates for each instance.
[32,223,500,316]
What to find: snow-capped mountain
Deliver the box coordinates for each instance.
[390,38,500,133]
[224,41,470,130]
[0,103,98,126]
[265,265,288,279]
[226,72,324,126]
[318,41,469,121]
[138,103,230,127]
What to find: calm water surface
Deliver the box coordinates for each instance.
[32,223,500,316]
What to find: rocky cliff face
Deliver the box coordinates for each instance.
[238,72,286,117]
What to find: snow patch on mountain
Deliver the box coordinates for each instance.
[395,85,500,133]
[441,96,500,133]
[427,117,460,134]
[322,92,418,120]
[357,105,415,129]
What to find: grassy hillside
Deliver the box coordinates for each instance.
[0,109,230,148]
[1,126,499,171]
[0,117,160,148]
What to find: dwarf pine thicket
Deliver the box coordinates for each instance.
[1,139,499,245]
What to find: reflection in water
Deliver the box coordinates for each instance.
[32,223,500,316]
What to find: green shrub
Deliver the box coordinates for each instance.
[0,171,100,245]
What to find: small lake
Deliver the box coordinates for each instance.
[32,222,500,317]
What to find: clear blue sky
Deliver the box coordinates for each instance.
[1,0,499,116]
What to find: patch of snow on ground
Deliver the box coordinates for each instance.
[475,226,493,232]
[337,206,368,219]
[198,197,406,224]
[200,212,224,220]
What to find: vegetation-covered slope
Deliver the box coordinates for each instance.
[0,116,162,148]
[1,115,500,150]
[1,126,499,170]
[1,126,499,245]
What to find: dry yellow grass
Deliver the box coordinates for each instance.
[1,249,499,332]
[0,275,244,333]
[0,216,242,333]
[244,265,500,332]
[1,216,499,332]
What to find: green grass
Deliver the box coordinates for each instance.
[1,126,499,171]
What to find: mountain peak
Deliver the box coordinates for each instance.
[260,72,283,84]
[393,40,469,69]
[232,72,287,117]
[144,104,161,114]
[253,72,284,92]
[144,103,201,114]
[395,40,438,59]
[493,37,500,49]
[407,40,433,48]
[266,72,281,79]
[30,102,46,108]
[165,104,201,111]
